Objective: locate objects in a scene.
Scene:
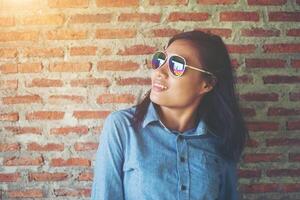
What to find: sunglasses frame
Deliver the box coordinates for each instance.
[152,51,216,78]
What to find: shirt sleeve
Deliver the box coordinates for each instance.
[91,113,125,200]
[218,160,239,200]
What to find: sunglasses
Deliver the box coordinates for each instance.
[151,51,215,78]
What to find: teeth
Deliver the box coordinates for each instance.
[154,83,168,90]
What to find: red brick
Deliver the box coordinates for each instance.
[0,48,17,58]
[50,158,91,167]
[118,45,156,55]
[240,107,256,117]
[0,63,17,74]
[4,156,44,166]
[0,113,19,121]
[50,126,88,135]
[149,0,188,5]
[287,120,300,130]
[0,17,15,26]
[263,43,300,53]
[243,153,282,163]
[0,0,42,10]
[266,169,300,177]
[116,77,151,85]
[5,126,42,135]
[0,31,39,42]
[70,46,97,56]
[48,95,85,104]
[46,29,87,40]
[289,92,300,101]
[27,142,64,151]
[96,0,138,7]
[95,29,136,39]
[282,184,300,192]
[236,75,253,84]
[26,78,63,87]
[266,138,300,146]
[74,142,98,151]
[241,183,300,193]
[28,172,68,181]
[220,11,259,22]
[98,61,139,71]
[287,29,300,36]
[245,58,286,68]
[73,111,110,119]
[50,62,91,72]
[20,14,64,25]
[263,75,300,84]
[26,111,64,120]
[226,44,256,54]
[18,63,43,73]
[269,12,300,21]
[240,92,279,101]
[241,28,280,37]
[291,60,300,68]
[245,138,259,147]
[23,47,64,57]
[240,183,279,193]
[0,143,20,152]
[238,169,261,178]
[198,0,236,4]
[0,173,20,182]
[77,171,93,181]
[289,153,300,162]
[54,188,91,197]
[168,12,209,22]
[231,59,240,69]
[8,189,43,198]
[2,95,42,104]
[69,14,112,24]
[118,13,161,22]
[267,107,300,116]
[195,28,232,38]
[248,0,286,5]
[246,121,279,131]
[97,94,135,104]
[70,78,110,87]
[149,28,182,37]
[0,80,18,90]
[48,0,89,8]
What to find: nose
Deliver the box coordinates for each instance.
[155,62,169,79]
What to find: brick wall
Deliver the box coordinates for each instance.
[0,0,299,199]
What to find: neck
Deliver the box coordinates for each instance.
[154,103,200,133]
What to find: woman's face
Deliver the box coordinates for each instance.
[150,39,211,109]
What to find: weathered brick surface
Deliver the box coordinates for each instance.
[0,0,299,199]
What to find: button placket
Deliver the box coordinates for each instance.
[176,134,189,200]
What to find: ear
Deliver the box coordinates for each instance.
[198,80,216,95]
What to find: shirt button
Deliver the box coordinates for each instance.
[180,156,186,162]
[181,184,187,191]
[178,135,184,141]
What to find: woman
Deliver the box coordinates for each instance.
[91,30,249,200]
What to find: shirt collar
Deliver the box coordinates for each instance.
[142,101,207,136]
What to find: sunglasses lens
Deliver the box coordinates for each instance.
[152,52,166,69]
[169,56,185,76]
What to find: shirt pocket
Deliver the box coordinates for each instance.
[122,162,141,198]
[191,151,222,199]
[203,152,223,197]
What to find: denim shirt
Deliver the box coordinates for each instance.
[91,102,238,200]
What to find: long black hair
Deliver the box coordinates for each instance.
[132,30,249,162]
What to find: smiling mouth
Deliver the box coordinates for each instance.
[152,83,168,92]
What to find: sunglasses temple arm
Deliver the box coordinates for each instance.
[186,65,214,76]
